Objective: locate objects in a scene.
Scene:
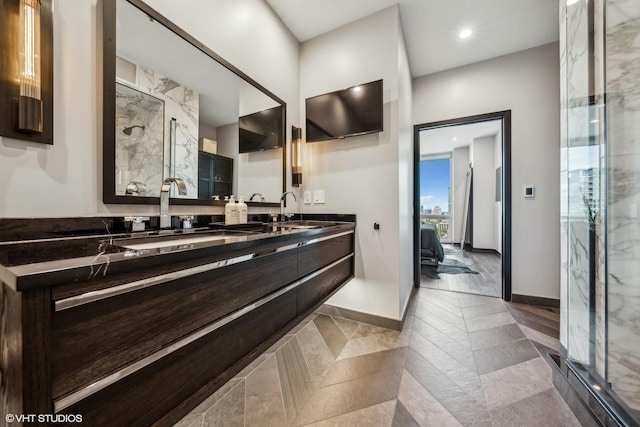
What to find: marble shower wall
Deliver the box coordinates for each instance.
[559,0,568,352]
[137,66,199,199]
[562,0,640,416]
[605,0,640,413]
[118,65,199,199]
[563,0,594,366]
[115,84,165,196]
[594,0,607,384]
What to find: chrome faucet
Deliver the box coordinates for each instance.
[249,192,265,202]
[125,181,146,196]
[160,177,187,228]
[280,191,297,221]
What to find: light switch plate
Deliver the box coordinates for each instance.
[313,190,325,204]
[523,185,535,199]
[303,191,311,204]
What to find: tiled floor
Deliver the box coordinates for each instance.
[174,288,577,427]
[421,245,502,298]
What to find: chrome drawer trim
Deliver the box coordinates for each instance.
[53,252,354,412]
[55,230,354,311]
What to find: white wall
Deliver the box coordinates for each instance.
[452,147,470,244]
[413,42,561,299]
[300,6,411,320]
[471,136,496,250]
[0,0,299,217]
[396,13,414,320]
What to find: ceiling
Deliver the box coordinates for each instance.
[420,120,502,156]
[266,0,559,77]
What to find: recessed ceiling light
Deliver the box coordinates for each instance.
[452,137,457,141]
[353,86,362,93]
[567,0,579,5]
[459,28,472,39]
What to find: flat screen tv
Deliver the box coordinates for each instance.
[238,105,284,153]
[305,79,383,142]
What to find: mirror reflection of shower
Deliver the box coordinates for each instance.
[122,125,145,135]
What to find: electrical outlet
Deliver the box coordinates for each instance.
[313,190,325,204]
[303,191,311,204]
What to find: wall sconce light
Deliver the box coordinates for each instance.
[291,126,303,187]
[0,0,53,144]
[18,0,42,133]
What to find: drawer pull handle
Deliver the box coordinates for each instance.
[53,253,354,413]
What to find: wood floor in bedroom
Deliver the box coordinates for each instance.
[421,244,502,298]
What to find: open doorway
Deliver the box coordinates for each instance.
[413,111,512,301]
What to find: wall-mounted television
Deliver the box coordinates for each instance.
[305,79,383,142]
[239,105,284,153]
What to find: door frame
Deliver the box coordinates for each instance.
[413,110,512,301]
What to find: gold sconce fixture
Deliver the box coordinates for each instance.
[18,0,42,133]
[291,126,302,186]
[0,0,53,144]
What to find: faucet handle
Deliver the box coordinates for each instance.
[124,216,150,232]
[179,215,195,229]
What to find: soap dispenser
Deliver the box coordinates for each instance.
[225,195,239,225]
[238,197,248,224]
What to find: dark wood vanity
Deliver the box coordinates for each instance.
[0,220,355,426]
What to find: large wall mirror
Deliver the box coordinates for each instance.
[103,0,286,206]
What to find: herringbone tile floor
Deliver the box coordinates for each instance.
[175,287,576,427]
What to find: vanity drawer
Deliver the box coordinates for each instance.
[297,255,353,314]
[51,249,297,399]
[298,233,354,277]
[60,289,298,427]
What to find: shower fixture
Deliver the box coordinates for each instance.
[122,125,145,135]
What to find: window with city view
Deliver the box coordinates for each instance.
[420,158,451,242]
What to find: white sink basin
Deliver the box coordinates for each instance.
[120,235,238,250]
[109,230,255,251]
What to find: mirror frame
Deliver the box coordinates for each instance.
[102,0,286,207]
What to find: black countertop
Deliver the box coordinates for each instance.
[0,216,355,292]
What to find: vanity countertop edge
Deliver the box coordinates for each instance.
[0,221,356,292]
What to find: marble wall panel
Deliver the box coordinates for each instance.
[560,0,640,417]
[563,0,594,366]
[115,83,165,196]
[605,0,640,412]
[559,0,569,350]
[138,66,199,198]
[567,221,591,364]
[594,0,607,378]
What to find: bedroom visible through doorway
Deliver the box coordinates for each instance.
[413,111,512,300]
